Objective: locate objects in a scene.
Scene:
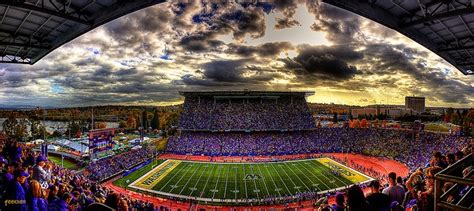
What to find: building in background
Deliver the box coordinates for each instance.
[405,96,425,113]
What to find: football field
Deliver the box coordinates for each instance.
[125,158,373,203]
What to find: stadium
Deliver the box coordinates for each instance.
[0,1,473,211]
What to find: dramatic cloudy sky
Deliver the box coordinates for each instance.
[0,1,472,107]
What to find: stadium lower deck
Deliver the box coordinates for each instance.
[117,157,373,205]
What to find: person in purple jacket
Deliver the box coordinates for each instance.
[27,180,48,211]
[4,169,29,211]
[48,192,71,211]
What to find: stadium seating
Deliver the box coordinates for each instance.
[179,96,315,130]
[166,128,469,171]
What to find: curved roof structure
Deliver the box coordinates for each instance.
[0,0,164,64]
[323,0,474,75]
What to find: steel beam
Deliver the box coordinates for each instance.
[0,40,49,49]
[439,45,474,52]
[401,7,474,28]
[0,1,92,26]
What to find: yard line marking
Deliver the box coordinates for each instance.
[281,162,310,191]
[188,162,208,197]
[248,165,259,199]
[158,162,190,192]
[262,163,282,197]
[256,164,271,197]
[211,164,224,199]
[200,164,216,198]
[234,164,238,200]
[170,163,196,192]
[223,165,229,199]
[178,163,201,195]
[269,163,292,194]
[243,164,248,199]
[296,161,331,190]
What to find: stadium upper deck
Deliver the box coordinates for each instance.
[178,91,316,131]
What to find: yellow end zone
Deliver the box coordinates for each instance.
[131,159,181,190]
[316,158,370,184]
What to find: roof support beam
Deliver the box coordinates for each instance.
[0,1,92,26]
[457,62,474,66]
[401,7,474,28]
[439,45,474,52]
[0,40,49,49]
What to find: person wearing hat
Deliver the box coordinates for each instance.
[4,168,29,210]
[366,180,390,211]
[33,155,51,189]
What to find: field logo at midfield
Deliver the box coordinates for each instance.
[244,174,262,180]
[130,160,181,190]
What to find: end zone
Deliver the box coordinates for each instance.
[129,159,181,190]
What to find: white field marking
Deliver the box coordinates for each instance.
[211,164,223,199]
[296,161,331,190]
[261,163,282,197]
[188,162,208,197]
[255,164,271,197]
[157,162,190,192]
[276,162,302,191]
[223,165,229,199]
[170,163,196,192]
[128,158,375,203]
[243,164,248,199]
[282,162,311,191]
[269,163,292,194]
[199,163,216,198]
[248,165,259,199]
[178,163,201,195]
[291,161,325,190]
[234,165,238,199]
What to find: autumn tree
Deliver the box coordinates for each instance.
[151,109,160,130]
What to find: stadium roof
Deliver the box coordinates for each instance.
[323,0,474,75]
[0,0,164,64]
[179,90,315,97]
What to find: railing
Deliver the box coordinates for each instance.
[434,153,473,211]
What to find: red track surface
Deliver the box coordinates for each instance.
[103,153,410,210]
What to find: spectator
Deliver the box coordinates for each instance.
[396,176,406,191]
[4,169,29,210]
[382,172,405,205]
[32,156,51,189]
[48,192,71,211]
[27,180,48,211]
[366,180,390,210]
[446,153,455,166]
[346,185,369,210]
[331,192,345,211]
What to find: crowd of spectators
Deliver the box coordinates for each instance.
[86,147,153,182]
[179,96,315,130]
[319,150,473,211]
[0,139,158,210]
[167,128,470,171]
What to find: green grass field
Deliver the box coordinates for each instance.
[120,158,372,204]
[48,155,77,169]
